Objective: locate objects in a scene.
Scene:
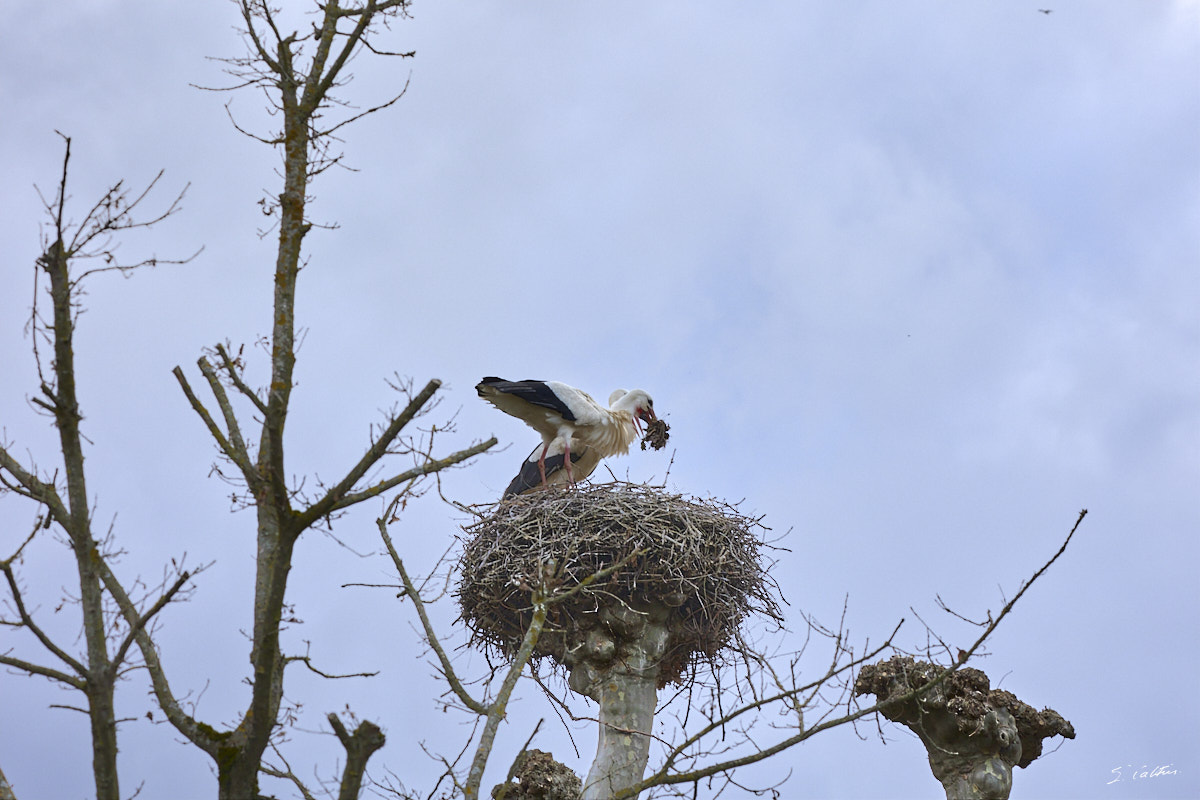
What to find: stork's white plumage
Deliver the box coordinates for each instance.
[476,378,656,494]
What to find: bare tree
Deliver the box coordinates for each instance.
[89,2,494,799]
[0,133,199,800]
[4,2,491,799]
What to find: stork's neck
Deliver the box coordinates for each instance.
[603,408,639,455]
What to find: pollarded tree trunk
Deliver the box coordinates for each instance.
[570,603,671,799]
[855,656,1076,800]
[930,707,1020,800]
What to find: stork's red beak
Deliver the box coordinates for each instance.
[634,406,655,435]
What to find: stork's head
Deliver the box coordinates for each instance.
[613,389,655,434]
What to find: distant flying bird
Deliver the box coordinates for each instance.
[476,378,656,492]
[1038,8,1053,13]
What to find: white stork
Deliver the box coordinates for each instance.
[476,378,656,493]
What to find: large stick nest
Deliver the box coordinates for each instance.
[457,483,781,686]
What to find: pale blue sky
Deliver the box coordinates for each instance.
[2,2,1197,798]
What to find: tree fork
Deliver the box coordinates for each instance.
[329,713,386,800]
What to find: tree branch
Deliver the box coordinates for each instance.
[312,79,410,140]
[0,561,88,679]
[0,653,85,690]
[328,712,387,800]
[0,448,70,525]
[215,343,267,415]
[171,365,257,483]
[237,0,283,74]
[260,746,318,800]
[328,436,498,515]
[288,654,379,680]
[196,357,259,481]
[463,587,549,800]
[951,509,1088,667]
[374,503,487,714]
[110,569,195,674]
[307,2,410,109]
[297,377,495,526]
[304,378,441,517]
[91,550,219,757]
[377,505,486,715]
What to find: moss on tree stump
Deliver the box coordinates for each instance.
[855,656,1076,800]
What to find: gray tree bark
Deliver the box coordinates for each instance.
[568,602,671,800]
[120,6,492,798]
[329,714,387,800]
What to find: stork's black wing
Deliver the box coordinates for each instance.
[502,447,585,498]
[476,377,577,421]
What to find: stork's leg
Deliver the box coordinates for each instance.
[538,443,550,486]
[564,439,575,484]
